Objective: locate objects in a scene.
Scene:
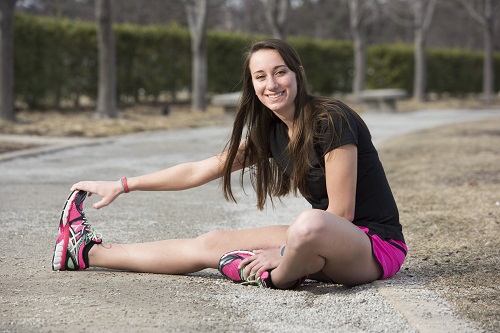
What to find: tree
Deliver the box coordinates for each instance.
[183,0,208,112]
[261,0,290,40]
[458,0,499,104]
[385,0,437,102]
[0,0,16,122]
[95,0,117,119]
[348,0,379,98]
[412,0,437,102]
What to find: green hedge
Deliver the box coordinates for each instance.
[367,44,413,91]
[13,14,500,109]
[367,43,500,95]
[291,37,354,94]
[14,15,97,109]
[115,23,190,103]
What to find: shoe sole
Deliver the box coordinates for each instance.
[52,190,80,271]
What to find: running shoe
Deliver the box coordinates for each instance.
[218,250,255,283]
[52,190,102,271]
[218,250,307,289]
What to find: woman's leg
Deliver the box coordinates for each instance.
[270,209,381,288]
[89,225,288,274]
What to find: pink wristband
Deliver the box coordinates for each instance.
[121,177,130,193]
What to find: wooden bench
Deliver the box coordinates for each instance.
[357,89,407,113]
[211,92,242,112]
[212,89,407,113]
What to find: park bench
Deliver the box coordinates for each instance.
[212,89,407,113]
[211,92,242,112]
[357,89,407,113]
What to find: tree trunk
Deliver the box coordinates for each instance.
[482,0,494,104]
[349,0,367,99]
[412,0,435,102]
[413,28,426,102]
[95,0,117,119]
[458,0,497,104]
[184,0,208,112]
[0,0,16,122]
[191,36,207,112]
[352,32,367,98]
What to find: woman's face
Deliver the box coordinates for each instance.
[249,49,298,119]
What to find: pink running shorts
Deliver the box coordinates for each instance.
[358,226,408,280]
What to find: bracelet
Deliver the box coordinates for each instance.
[120,177,130,193]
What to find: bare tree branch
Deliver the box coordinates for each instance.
[261,0,290,39]
[383,0,414,28]
[422,0,437,34]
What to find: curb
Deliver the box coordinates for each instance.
[0,134,112,162]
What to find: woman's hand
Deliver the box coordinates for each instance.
[70,180,123,209]
[238,247,282,280]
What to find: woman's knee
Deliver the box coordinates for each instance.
[195,230,228,251]
[287,210,332,249]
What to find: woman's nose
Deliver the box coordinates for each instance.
[266,77,278,90]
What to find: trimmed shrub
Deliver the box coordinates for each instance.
[13,14,500,109]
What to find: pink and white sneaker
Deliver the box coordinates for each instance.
[218,250,307,289]
[218,250,255,283]
[52,190,102,271]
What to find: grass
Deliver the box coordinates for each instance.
[380,118,500,332]
[0,104,230,138]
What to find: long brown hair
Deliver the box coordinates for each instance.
[222,39,369,210]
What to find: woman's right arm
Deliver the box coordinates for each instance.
[71,140,248,209]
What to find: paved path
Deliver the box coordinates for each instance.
[0,109,498,332]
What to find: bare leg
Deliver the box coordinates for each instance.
[88,225,288,274]
[271,209,381,288]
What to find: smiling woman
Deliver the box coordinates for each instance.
[52,39,407,291]
[249,51,298,123]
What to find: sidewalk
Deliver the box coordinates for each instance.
[0,109,497,332]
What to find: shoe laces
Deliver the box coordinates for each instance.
[240,273,261,286]
[81,217,102,242]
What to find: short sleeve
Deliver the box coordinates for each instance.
[316,109,358,156]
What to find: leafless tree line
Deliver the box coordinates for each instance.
[1,0,499,120]
[15,0,499,50]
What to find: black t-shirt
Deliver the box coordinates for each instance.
[269,107,404,242]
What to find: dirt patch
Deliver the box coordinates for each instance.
[379,118,500,332]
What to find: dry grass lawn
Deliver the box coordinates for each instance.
[0,102,499,331]
[0,105,230,138]
[380,118,500,332]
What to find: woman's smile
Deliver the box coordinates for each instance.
[266,91,285,100]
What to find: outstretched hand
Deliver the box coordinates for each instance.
[238,247,282,280]
[70,180,123,209]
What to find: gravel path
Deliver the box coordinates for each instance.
[0,109,497,332]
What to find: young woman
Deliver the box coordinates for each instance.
[52,39,407,290]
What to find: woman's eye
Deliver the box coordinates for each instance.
[275,70,286,76]
[255,75,265,80]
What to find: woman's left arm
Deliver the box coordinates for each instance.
[324,143,358,221]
